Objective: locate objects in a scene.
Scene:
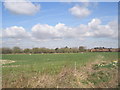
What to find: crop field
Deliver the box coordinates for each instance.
[1,52,119,88]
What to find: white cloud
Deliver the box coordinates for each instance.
[69,5,91,18]
[31,19,117,40]
[88,18,101,27]
[4,0,40,15]
[88,19,118,38]
[31,24,60,40]
[0,29,2,38]
[31,23,85,40]
[2,19,118,41]
[3,26,30,38]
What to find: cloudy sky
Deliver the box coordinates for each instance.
[1,0,118,49]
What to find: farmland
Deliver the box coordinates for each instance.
[2,52,119,88]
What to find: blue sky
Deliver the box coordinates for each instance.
[2,2,117,28]
[1,1,118,49]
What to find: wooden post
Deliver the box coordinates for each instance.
[74,61,76,76]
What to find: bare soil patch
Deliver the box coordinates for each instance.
[0,60,19,67]
[0,60,15,65]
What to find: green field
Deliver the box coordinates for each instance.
[2,52,119,88]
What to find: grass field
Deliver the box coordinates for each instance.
[2,52,119,88]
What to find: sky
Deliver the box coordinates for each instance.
[1,0,118,49]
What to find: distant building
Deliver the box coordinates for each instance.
[90,47,119,52]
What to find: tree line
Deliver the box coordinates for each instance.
[1,46,88,54]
